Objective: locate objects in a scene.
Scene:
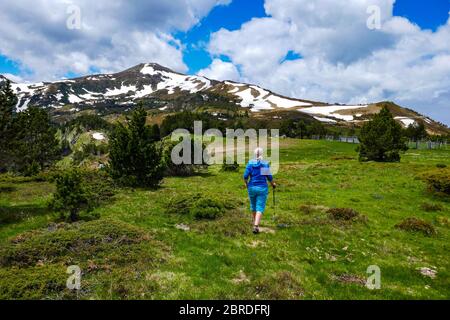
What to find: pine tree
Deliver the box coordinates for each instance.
[0,80,18,171]
[13,106,59,175]
[49,169,91,222]
[108,106,165,187]
[358,106,408,162]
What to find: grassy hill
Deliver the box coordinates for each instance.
[0,140,449,299]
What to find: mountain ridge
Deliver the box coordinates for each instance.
[1,63,448,134]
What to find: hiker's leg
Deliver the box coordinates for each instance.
[254,212,262,226]
[248,187,257,224]
[254,188,268,228]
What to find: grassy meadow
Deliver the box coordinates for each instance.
[0,139,449,300]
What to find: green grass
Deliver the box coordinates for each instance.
[0,139,449,300]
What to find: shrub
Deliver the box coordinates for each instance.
[221,162,240,172]
[0,265,67,300]
[0,220,153,268]
[327,208,360,221]
[48,169,92,222]
[436,163,447,169]
[420,168,450,196]
[162,138,209,177]
[299,205,314,215]
[420,202,443,212]
[191,198,225,220]
[0,220,169,299]
[358,105,408,162]
[395,217,436,236]
[48,169,115,221]
[166,194,234,220]
[167,193,202,215]
[81,170,116,206]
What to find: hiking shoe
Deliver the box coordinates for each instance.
[253,226,260,235]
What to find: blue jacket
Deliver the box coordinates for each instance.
[244,160,273,188]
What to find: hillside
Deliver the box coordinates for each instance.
[1,64,448,135]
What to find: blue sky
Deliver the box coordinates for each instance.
[0,0,449,124]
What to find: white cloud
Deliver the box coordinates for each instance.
[0,0,229,81]
[197,58,240,81]
[204,0,450,125]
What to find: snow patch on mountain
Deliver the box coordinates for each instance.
[68,94,83,104]
[234,88,273,111]
[104,83,137,97]
[266,95,310,108]
[133,84,155,98]
[141,63,211,94]
[299,105,369,121]
[230,83,311,111]
[395,117,416,127]
[314,116,337,123]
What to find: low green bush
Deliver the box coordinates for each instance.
[420,202,443,212]
[327,208,360,221]
[395,217,436,236]
[0,220,159,268]
[167,193,202,215]
[166,194,235,220]
[0,265,68,300]
[0,219,169,299]
[48,169,116,222]
[191,198,225,220]
[221,162,240,172]
[420,168,450,196]
[162,139,209,177]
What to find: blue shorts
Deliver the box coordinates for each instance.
[248,186,269,213]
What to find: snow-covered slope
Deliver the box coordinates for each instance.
[2,63,317,113]
[220,81,312,111]
[5,64,216,111]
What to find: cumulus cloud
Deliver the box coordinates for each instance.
[197,58,241,81]
[204,0,450,124]
[0,0,230,81]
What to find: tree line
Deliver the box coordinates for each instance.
[0,81,59,175]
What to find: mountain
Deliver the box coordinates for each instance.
[2,63,448,134]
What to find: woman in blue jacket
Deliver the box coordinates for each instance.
[244,148,276,234]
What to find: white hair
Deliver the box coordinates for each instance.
[254,147,264,161]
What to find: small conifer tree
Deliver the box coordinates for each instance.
[108,106,165,187]
[358,106,408,162]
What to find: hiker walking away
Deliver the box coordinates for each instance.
[244,148,276,234]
